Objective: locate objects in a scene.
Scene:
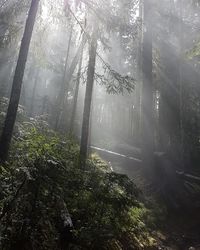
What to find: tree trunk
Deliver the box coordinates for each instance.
[54,26,73,130]
[55,33,87,131]
[141,0,155,171]
[134,0,142,147]
[0,0,40,162]
[79,29,98,168]
[158,0,182,170]
[69,44,84,134]
[29,67,39,117]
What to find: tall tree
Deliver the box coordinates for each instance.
[134,0,143,147]
[69,44,84,134]
[0,0,40,161]
[80,28,98,168]
[54,25,73,130]
[158,0,182,169]
[29,67,40,116]
[141,0,154,171]
[54,33,87,130]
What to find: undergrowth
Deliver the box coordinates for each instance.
[0,115,160,250]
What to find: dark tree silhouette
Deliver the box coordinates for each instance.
[54,26,73,130]
[0,0,40,161]
[80,28,98,167]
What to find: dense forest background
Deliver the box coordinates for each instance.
[0,0,200,249]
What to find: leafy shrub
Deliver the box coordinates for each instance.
[0,124,155,250]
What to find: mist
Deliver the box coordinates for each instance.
[0,0,200,249]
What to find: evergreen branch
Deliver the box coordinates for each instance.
[65,5,135,94]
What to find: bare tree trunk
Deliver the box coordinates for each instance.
[80,29,98,168]
[54,26,73,130]
[141,0,154,171]
[0,0,40,162]
[29,67,39,117]
[69,45,84,134]
[55,33,87,131]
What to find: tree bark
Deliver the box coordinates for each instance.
[0,0,40,162]
[79,28,98,168]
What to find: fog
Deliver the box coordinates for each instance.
[0,0,199,169]
[1,0,200,248]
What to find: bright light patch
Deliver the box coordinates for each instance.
[41,1,48,21]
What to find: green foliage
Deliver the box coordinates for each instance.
[0,0,30,48]
[0,97,27,134]
[186,41,200,60]
[0,123,155,250]
[95,63,135,94]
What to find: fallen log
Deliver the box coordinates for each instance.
[176,171,200,185]
[90,145,142,163]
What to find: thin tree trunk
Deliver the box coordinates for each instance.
[29,67,39,117]
[80,28,98,168]
[69,45,84,134]
[0,0,40,162]
[54,26,73,130]
[20,61,35,108]
[41,95,48,116]
[55,33,87,130]
[141,0,154,171]
[20,83,26,107]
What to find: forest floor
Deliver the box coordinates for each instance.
[92,145,200,250]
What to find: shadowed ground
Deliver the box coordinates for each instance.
[91,144,200,250]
